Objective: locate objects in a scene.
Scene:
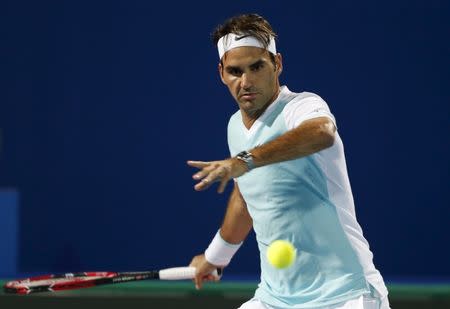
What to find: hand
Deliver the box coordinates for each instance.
[187,158,248,193]
[189,254,222,290]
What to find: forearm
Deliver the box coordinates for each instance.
[219,183,252,244]
[251,117,336,167]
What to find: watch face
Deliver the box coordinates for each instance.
[237,151,250,160]
[236,151,254,170]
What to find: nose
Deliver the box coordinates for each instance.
[240,72,253,90]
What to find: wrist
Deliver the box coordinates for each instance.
[204,230,242,267]
[235,150,255,171]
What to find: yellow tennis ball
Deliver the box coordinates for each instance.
[267,240,296,269]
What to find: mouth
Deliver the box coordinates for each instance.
[240,93,258,100]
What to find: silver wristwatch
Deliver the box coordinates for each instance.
[236,150,255,171]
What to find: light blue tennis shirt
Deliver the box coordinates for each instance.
[228,86,388,308]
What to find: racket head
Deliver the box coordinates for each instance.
[4,272,117,294]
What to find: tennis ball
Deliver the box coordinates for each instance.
[267,240,296,269]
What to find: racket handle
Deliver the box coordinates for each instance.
[159,267,220,280]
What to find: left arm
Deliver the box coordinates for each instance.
[188,117,336,193]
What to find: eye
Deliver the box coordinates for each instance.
[227,68,242,76]
[250,62,264,72]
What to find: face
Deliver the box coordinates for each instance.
[219,47,282,116]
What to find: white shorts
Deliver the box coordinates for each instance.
[237,293,390,309]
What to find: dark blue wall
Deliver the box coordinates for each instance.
[1,0,449,280]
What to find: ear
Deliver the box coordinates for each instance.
[275,53,283,76]
[218,62,226,84]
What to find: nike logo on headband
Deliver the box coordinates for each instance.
[234,34,252,41]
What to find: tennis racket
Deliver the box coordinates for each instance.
[4,266,221,295]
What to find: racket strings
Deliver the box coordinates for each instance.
[7,272,114,289]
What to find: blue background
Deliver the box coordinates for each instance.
[1,0,449,281]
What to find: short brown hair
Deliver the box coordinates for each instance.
[211,13,277,49]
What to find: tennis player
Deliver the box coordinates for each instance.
[188,14,390,309]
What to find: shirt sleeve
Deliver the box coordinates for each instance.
[283,93,336,131]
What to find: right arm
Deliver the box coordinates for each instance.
[220,182,253,243]
[189,182,252,289]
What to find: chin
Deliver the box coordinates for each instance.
[240,102,262,115]
[239,100,255,108]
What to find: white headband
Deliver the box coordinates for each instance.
[217,33,276,59]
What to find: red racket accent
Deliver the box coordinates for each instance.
[4,271,156,294]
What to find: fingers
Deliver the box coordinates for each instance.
[190,162,229,191]
[193,165,215,181]
[204,273,220,282]
[187,160,215,191]
[189,256,203,290]
[194,271,203,290]
[188,159,238,192]
[194,271,221,289]
[189,254,222,290]
[195,170,230,192]
[194,178,212,191]
[187,160,210,168]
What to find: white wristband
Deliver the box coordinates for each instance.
[204,230,242,267]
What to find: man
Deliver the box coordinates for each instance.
[188,14,390,309]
